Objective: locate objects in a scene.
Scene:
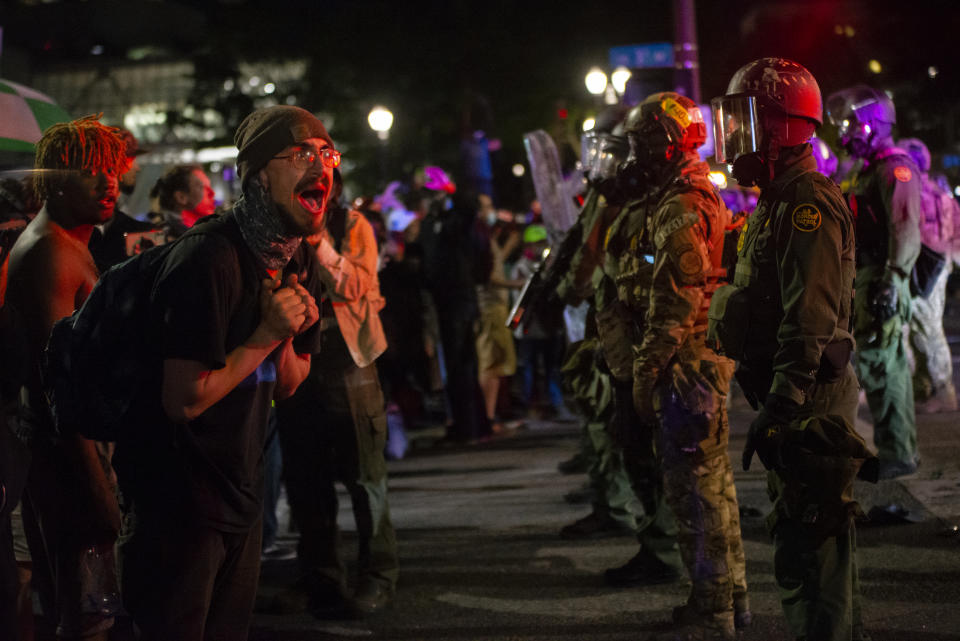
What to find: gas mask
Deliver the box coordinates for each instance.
[587,133,630,202]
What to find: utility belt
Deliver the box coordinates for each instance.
[732,338,851,406]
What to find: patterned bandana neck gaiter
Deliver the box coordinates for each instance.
[232,178,302,271]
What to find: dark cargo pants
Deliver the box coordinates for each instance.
[276,330,398,591]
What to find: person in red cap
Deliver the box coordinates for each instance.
[114,105,331,640]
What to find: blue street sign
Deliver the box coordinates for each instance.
[609,43,675,69]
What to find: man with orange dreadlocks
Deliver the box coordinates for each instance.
[5,115,127,640]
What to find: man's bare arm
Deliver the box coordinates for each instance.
[162,276,311,422]
[273,338,311,400]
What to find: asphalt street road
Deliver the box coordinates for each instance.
[250,369,960,641]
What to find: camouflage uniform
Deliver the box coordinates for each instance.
[846,148,922,466]
[710,146,868,641]
[618,155,747,633]
[908,171,959,412]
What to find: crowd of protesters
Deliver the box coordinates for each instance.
[1,65,959,641]
[0,107,577,640]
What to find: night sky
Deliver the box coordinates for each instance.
[2,0,957,198]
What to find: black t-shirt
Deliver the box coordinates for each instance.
[115,213,322,532]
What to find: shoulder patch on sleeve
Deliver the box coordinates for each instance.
[654,211,700,248]
[791,204,822,232]
[894,166,913,183]
[677,246,703,276]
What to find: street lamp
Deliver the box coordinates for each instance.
[611,66,632,95]
[368,106,393,185]
[584,68,608,96]
[367,105,394,140]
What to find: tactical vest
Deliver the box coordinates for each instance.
[846,148,911,268]
[728,194,793,370]
[594,172,727,380]
[709,168,855,400]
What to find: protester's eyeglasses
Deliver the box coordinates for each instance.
[273,146,341,170]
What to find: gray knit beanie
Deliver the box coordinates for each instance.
[234,106,333,187]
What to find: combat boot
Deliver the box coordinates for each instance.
[916,383,958,414]
[877,455,920,480]
[654,610,736,640]
[673,598,752,630]
[604,548,682,587]
[557,451,589,474]
[559,509,633,539]
[562,482,596,504]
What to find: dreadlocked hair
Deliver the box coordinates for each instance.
[33,114,127,200]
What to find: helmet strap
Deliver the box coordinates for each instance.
[765,137,780,186]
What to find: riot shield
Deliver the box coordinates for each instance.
[523,130,580,248]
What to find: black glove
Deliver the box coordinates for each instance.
[868,270,899,322]
[743,393,800,471]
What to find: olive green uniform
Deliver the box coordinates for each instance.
[561,329,642,532]
[558,190,678,563]
[616,156,747,634]
[710,147,869,641]
[556,190,643,532]
[847,148,922,465]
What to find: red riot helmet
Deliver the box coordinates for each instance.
[616,92,706,195]
[712,58,822,187]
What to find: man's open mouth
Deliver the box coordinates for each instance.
[298,187,326,214]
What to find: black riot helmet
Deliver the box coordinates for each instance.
[616,92,706,195]
[712,58,821,187]
[580,105,630,201]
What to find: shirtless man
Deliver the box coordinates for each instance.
[5,115,127,640]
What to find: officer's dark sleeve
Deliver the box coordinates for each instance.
[879,157,922,274]
[634,195,709,378]
[558,191,619,303]
[770,185,847,405]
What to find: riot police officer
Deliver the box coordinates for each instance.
[617,92,749,640]
[710,58,876,641]
[826,85,923,479]
[554,109,647,541]
[898,137,958,413]
[552,113,683,586]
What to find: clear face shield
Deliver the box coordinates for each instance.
[826,90,889,156]
[580,132,600,177]
[710,94,762,164]
[588,133,630,183]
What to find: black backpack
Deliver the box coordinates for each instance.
[42,216,232,441]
